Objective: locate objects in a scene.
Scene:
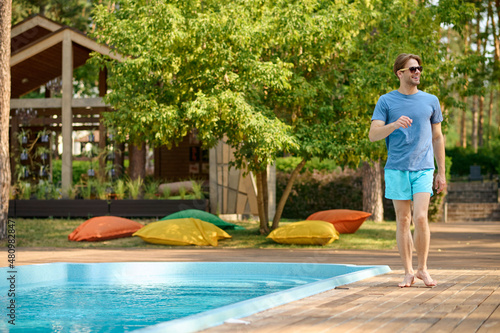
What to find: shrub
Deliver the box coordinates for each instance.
[52,159,90,185]
[275,157,338,173]
[276,169,363,219]
[446,146,500,178]
[276,156,451,222]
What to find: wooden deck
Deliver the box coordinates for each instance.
[200,269,500,333]
[8,222,500,332]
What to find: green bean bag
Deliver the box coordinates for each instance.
[160,209,245,230]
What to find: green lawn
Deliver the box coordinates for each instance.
[2,218,398,250]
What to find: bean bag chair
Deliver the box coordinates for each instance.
[68,216,144,242]
[267,220,339,246]
[306,209,371,234]
[161,209,244,230]
[132,218,231,246]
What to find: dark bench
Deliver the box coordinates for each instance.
[468,165,483,182]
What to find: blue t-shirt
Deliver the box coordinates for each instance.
[371,90,443,171]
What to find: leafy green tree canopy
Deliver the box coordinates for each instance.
[91,0,298,173]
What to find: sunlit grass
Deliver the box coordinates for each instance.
[2,218,397,250]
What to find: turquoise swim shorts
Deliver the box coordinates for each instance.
[384,169,434,200]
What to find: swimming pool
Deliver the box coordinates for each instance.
[0,262,390,332]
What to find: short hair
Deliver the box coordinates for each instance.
[393,53,422,77]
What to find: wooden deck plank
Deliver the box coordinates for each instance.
[317,287,430,332]
[406,287,492,331]
[414,273,499,333]
[200,274,398,333]
[477,304,500,333]
[371,272,480,332]
[455,283,500,333]
[201,270,500,333]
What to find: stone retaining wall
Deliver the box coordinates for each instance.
[447,182,498,203]
[446,203,500,222]
[445,181,500,222]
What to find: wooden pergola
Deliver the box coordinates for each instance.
[10,15,123,192]
[9,15,269,218]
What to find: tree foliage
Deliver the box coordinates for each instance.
[12,0,93,31]
[91,0,297,173]
[90,0,485,230]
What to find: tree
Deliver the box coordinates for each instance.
[1,0,12,240]
[345,0,474,220]
[92,0,377,233]
[91,0,298,233]
[91,0,479,232]
[441,0,498,149]
[256,1,368,229]
[12,0,93,31]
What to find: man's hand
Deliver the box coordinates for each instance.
[434,173,447,194]
[394,116,413,129]
[369,116,413,142]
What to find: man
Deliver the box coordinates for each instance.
[369,53,446,288]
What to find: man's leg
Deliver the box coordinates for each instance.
[393,199,414,287]
[412,192,437,286]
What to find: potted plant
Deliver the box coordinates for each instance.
[37,128,51,143]
[143,179,160,199]
[126,176,143,199]
[36,146,51,163]
[17,129,30,146]
[38,165,49,178]
[20,149,29,161]
[109,177,209,218]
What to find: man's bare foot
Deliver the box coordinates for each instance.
[415,270,437,287]
[398,273,415,288]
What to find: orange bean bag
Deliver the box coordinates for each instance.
[68,216,144,241]
[306,209,371,234]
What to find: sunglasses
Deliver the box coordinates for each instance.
[399,66,423,73]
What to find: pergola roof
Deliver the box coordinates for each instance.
[9,15,125,190]
[11,15,122,98]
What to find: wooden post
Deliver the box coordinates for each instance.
[61,30,73,195]
[9,114,18,184]
[98,68,107,180]
[0,0,12,238]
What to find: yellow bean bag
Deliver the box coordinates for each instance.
[267,220,339,245]
[132,218,231,246]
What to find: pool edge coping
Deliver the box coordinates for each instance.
[132,263,391,333]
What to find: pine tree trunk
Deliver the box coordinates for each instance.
[272,158,306,229]
[114,142,125,178]
[471,95,478,152]
[461,23,470,149]
[487,90,493,145]
[262,167,269,222]
[460,96,467,148]
[128,142,146,180]
[0,0,11,240]
[362,160,384,222]
[478,94,484,147]
[476,9,484,149]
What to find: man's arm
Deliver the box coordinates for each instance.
[432,122,447,194]
[369,116,413,142]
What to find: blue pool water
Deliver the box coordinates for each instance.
[0,262,391,332]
